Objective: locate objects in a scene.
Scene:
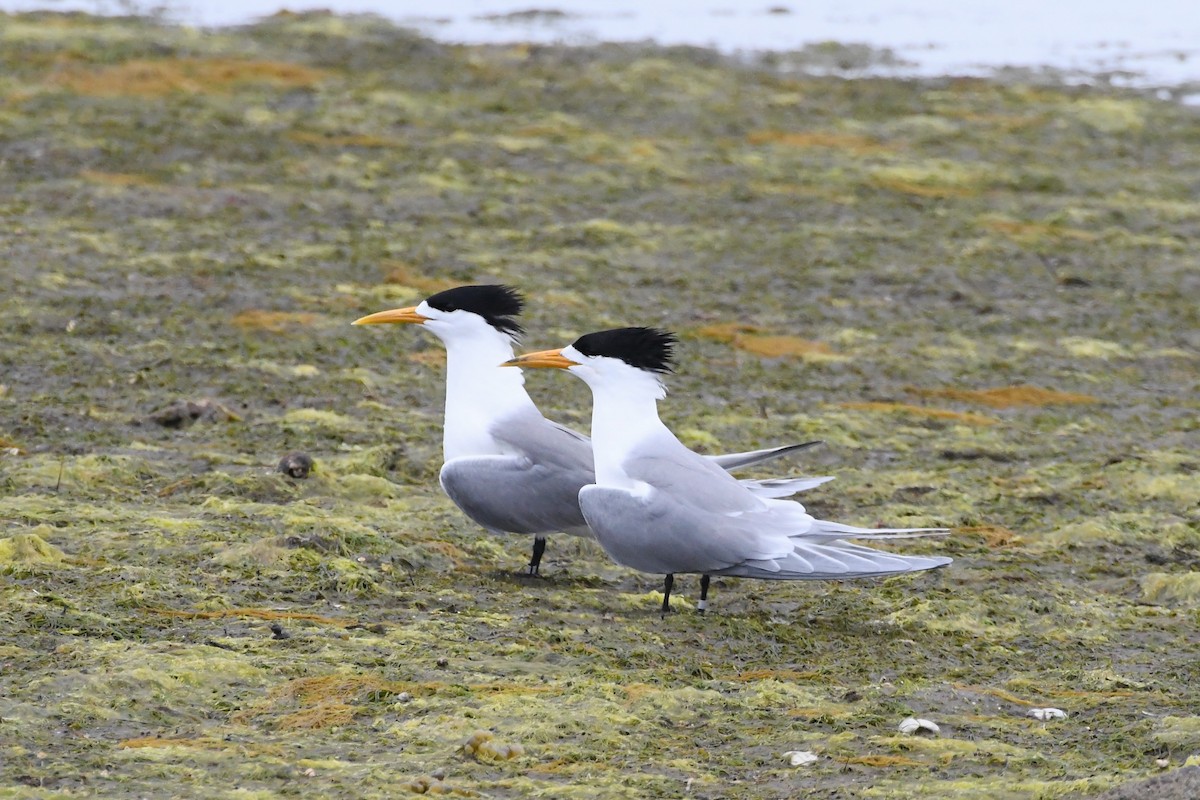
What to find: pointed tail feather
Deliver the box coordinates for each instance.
[812,520,949,540]
[718,540,951,580]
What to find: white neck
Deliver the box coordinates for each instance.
[585,370,670,487]
[440,334,538,461]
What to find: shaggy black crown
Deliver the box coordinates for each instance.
[424,285,524,337]
[572,327,676,373]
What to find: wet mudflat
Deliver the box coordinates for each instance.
[1,11,1198,799]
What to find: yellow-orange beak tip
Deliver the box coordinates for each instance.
[352,306,428,326]
[502,349,579,369]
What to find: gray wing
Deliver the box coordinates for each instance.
[579,484,951,578]
[544,419,590,446]
[707,440,833,498]
[713,539,952,580]
[491,408,594,472]
[623,433,767,515]
[707,441,822,471]
[438,408,594,537]
[715,500,952,577]
[577,484,791,574]
[533,419,823,483]
[440,455,591,535]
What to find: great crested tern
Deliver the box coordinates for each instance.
[354,286,830,577]
[505,327,952,612]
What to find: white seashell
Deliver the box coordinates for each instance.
[1028,708,1067,721]
[898,716,940,735]
[783,750,819,767]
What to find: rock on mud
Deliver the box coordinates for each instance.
[146,398,240,428]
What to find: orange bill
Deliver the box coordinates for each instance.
[502,349,579,369]
[352,306,429,326]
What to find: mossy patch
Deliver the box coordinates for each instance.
[1058,337,1133,359]
[1132,474,1200,505]
[869,160,996,198]
[693,323,843,361]
[979,215,1100,244]
[955,525,1024,548]
[408,349,448,367]
[1141,573,1200,607]
[1069,98,1146,134]
[839,401,998,426]
[747,129,887,154]
[0,530,67,565]
[79,169,161,187]
[146,607,351,625]
[49,57,327,96]
[1152,716,1200,750]
[734,334,841,360]
[909,385,1099,408]
[871,734,1036,766]
[287,130,404,149]
[381,261,461,294]
[693,322,760,343]
[232,310,321,333]
[676,427,722,451]
[279,408,364,432]
[239,674,411,731]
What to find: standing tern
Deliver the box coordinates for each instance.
[353,286,830,578]
[504,327,952,613]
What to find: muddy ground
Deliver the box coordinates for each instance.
[1,11,1198,799]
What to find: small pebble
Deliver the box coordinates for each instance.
[460,731,493,756]
[406,777,432,794]
[783,750,819,767]
[148,398,239,428]
[1029,707,1067,721]
[460,731,525,760]
[899,716,940,735]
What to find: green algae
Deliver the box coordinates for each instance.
[0,529,67,566]
[0,9,1198,800]
[1141,573,1200,607]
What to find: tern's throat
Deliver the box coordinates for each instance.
[441,335,536,461]
[587,374,670,487]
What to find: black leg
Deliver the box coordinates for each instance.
[527,536,547,576]
[697,574,711,614]
[661,573,674,616]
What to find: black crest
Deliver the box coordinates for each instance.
[424,285,524,337]
[572,327,677,373]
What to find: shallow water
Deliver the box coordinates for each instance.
[4,0,1200,89]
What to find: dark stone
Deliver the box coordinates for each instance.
[278,451,314,479]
